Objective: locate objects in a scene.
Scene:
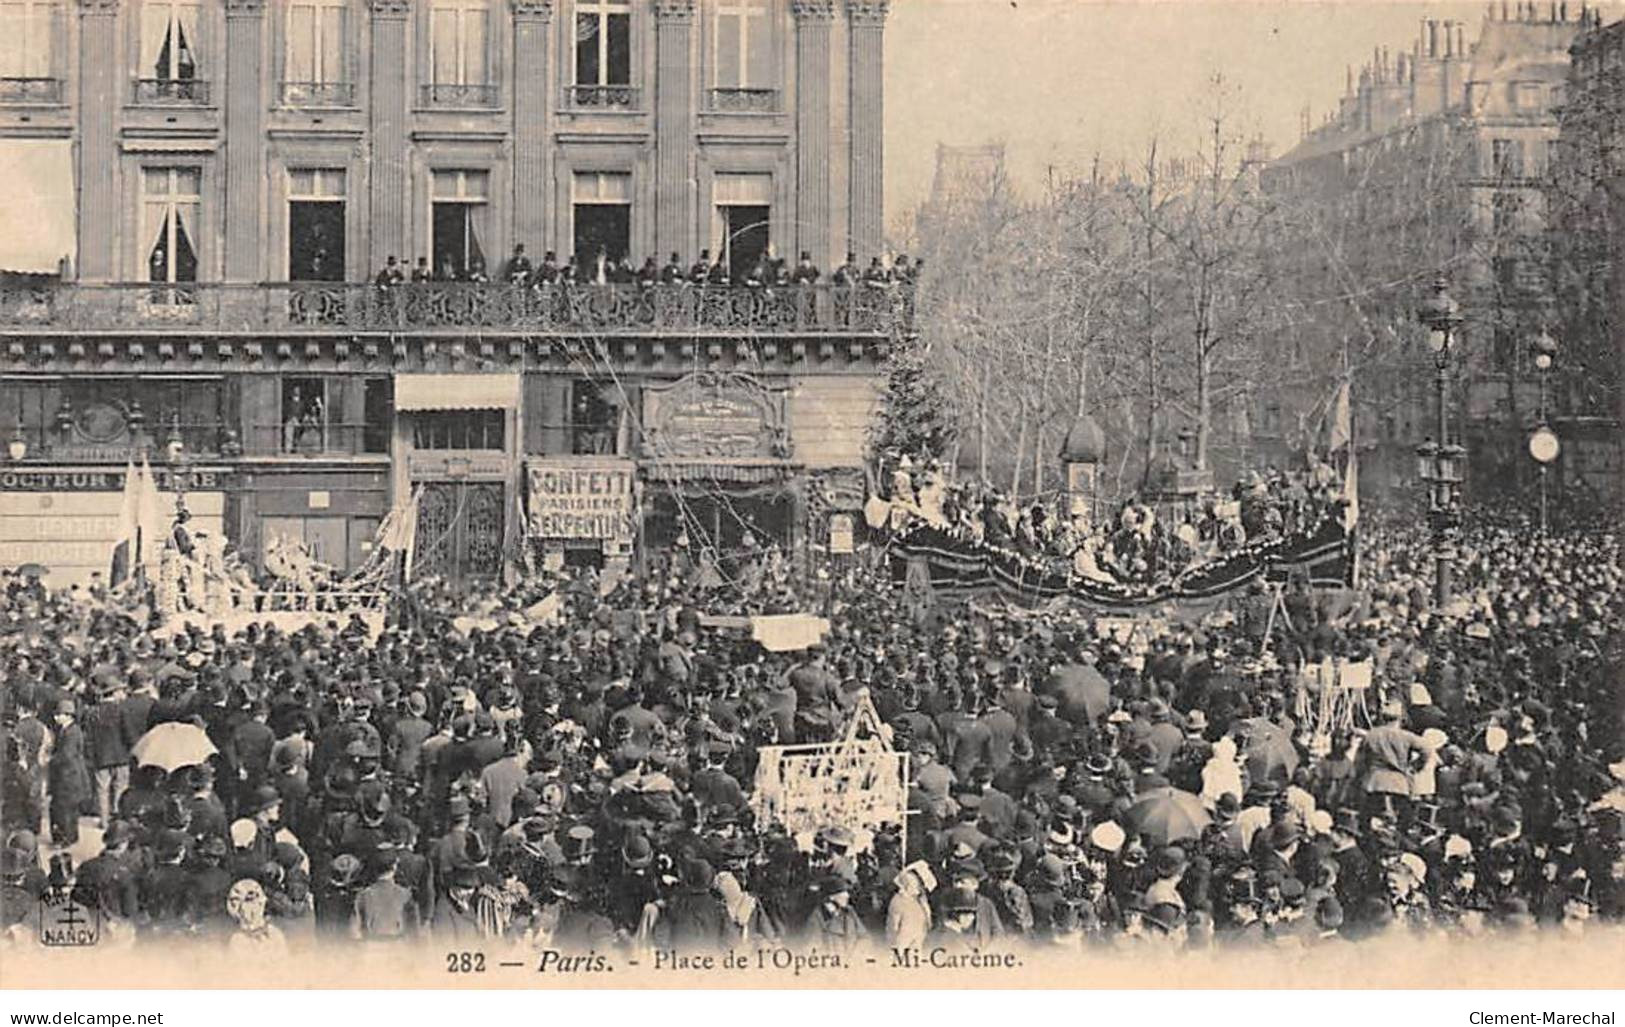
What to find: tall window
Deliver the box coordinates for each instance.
[141,1,199,82]
[572,171,631,272]
[143,167,200,285]
[0,1,58,89]
[431,169,490,280]
[428,0,490,95]
[575,0,630,86]
[288,168,346,281]
[712,0,770,89]
[284,0,347,105]
[1490,137,1524,178]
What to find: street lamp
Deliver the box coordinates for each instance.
[1529,329,1560,534]
[1415,273,1465,607]
[165,414,190,519]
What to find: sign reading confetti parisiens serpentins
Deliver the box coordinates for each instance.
[525,458,638,542]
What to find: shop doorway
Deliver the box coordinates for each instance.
[412,480,506,587]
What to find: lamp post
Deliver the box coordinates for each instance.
[1415,273,1465,608]
[165,414,190,519]
[1529,329,1560,534]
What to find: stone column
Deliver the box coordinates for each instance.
[369,0,412,268]
[511,0,552,252]
[845,0,887,261]
[654,0,696,261]
[793,0,835,268]
[224,0,267,283]
[76,0,121,282]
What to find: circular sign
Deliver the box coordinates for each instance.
[1528,427,1561,465]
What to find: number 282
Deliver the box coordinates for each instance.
[446,952,486,973]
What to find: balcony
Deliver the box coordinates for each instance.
[566,84,638,110]
[244,421,388,458]
[0,77,63,104]
[0,281,916,337]
[133,78,210,105]
[280,81,356,107]
[706,88,778,113]
[420,83,498,108]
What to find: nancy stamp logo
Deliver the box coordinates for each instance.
[39,887,100,947]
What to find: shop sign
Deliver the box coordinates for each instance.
[525,458,637,542]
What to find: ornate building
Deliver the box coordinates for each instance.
[1259,5,1619,508]
[0,0,905,587]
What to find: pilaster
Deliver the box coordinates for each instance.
[512,0,554,251]
[224,1,267,282]
[845,0,887,260]
[76,0,121,281]
[369,0,413,267]
[655,0,697,261]
[794,0,836,267]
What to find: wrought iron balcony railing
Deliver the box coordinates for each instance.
[0,77,63,103]
[280,81,356,107]
[706,87,779,113]
[133,77,210,105]
[566,84,638,109]
[420,83,498,108]
[0,281,917,336]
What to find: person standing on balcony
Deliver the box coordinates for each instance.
[792,251,820,285]
[411,258,432,284]
[637,256,660,288]
[707,257,731,287]
[375,257,405,288]
[688,250,713,285]
[536,251,559,284]
[502,245,532,285]
[661,252,684,284]
[831,253,858,286]
[863,256,890,287]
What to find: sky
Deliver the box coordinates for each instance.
[881,0,1596,222]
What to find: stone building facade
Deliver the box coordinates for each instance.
[0,0,904,588]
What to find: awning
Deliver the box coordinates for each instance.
[0,140,76,275]
[395,373,520,411]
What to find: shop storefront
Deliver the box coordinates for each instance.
[0,466,228,589]
[394,373,522,587]
[637,370,801,560]
[524,456,638,569]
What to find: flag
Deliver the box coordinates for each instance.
[376,489,421,582]
[108,458,139,585]
[1327,381,1352,453]
[134,457,170,577]
[1342,448,1359,532]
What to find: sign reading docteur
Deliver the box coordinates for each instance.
[526,459,637,542]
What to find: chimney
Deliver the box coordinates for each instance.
[1429,20,1439,56]
[1457,24,1466,55]
[1446,20,1456,56]
[1502,0,1510,18]
[1560,1,1567,20]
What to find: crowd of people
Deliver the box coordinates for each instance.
[1,504,1620,958]
[372,247,923,293]
[883,456,1350,591]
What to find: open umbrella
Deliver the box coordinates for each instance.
[14,563,48,579]
[131,722,217,773]
[1123,786,1211,846]
[1241,717,1300,785]
[1051,663,1111,722]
